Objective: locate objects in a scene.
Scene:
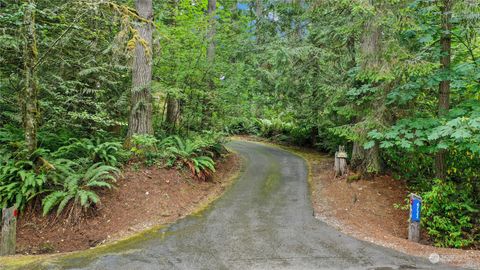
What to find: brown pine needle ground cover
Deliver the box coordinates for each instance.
[299,146,480,269]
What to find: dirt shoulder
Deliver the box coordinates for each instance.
[14,152,241,255]
[294,146,480,269]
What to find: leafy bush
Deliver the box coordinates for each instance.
[365,113,480,247]
[124,133,224,181]
[422,179,478,248]
[0,129,122,218]
[383,148,434,188]
[223,117,259,135]
[54,138,125,166]
[129,134,161,165]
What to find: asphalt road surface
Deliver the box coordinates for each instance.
[23,141,460,270]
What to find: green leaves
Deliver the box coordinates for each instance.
[42,191,68,216]
[422,179,477,248]
[161,135,219,181]
[366,109,480,153]
[55,138,124,166]
[363,141,375,150]
[0,129,121,217]
[41,162,119,217]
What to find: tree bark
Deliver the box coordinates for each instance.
[23,0,38,154]
[364,143,382,178]
[357,18,383,176]
[207,0,216,62]
[127,0,154,137]
[360,20,382,71]
[347,36,366,172]
[255,0,263,44]
[351,141,365,170]
[201,0,217,126]
[435,0,452,180]
[166,95,178,129]
[164,0,180,130]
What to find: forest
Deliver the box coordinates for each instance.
[0,0,479,251]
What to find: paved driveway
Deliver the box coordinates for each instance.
[18,141,459,270]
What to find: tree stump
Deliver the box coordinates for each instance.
[334,146,348,177]
[1,206,17,256]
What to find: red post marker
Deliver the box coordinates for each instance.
[13,209,18,218]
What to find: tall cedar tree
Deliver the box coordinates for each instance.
[127,0,154,137]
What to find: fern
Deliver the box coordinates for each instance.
[186,156,216,181]
[54,138,123,166]
[0,154,47,210]
[158,136,220,181]
[41,163,119,216]
[42,191,68,216]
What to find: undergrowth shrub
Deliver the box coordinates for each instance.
[0,151,47,210]
[0,127,121,219]
[223,117,259,135]
[226,117,311,146]
[129,134,161,165]
[161,135,219,181]
[0,124,227,220]
[54,138,125,166]
[382,148,434,188]
[128,132,226,181]
[422,179,478,248]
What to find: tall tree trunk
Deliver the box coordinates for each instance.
[201,0,217,126]
[351,142,365,171]
[127,0,154,137]
[435,0,452,180]
[358,16,383,177]
[165,0,180,130]
[207,0,216,62]
[347,35,366,171]
[364,143,382,178]
[23,0,38,154]
[255,0,262,44]
[310,126,317,146]
[165,95,178,129]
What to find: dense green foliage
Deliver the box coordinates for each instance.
[0,0,233,220]
[0,129,122,218]
[130,133,225,180]
[1,0,479,247]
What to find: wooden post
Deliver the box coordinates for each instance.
[408,193,422,243]
[334,146,348,178]
[1,206,17,256]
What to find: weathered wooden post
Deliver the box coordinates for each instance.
[334,146,348,178]
[1,206,17,256]
[408,193,422,243]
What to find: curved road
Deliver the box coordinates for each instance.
[27,141,457,269]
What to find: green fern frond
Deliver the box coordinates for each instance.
[42,191,67,216]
